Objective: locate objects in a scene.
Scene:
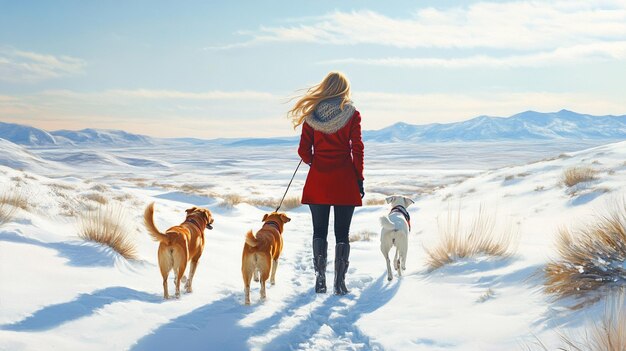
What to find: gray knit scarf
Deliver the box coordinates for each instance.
[305,97,356,134]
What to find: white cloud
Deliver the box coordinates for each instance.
[0,47,86,83]
[40,89,277,100]
[213,1,626,51]
[209,1,626,67]
[322,41,626,68]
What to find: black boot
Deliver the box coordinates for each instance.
[312,238,327,293]
[334,242,350,295]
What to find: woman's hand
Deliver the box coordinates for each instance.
[358,179,364,199]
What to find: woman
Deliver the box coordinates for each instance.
[289,71,364,295]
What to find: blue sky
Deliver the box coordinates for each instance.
[1,0,625,138]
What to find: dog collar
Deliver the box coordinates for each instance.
[264,220,281,232]
[390,205,411,231]
[184,217,204,229]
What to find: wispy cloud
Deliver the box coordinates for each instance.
[322,41,626,68]
[209,1,626,66]
[40,89,276,100]
[0,47,86,83]
[212,1,626,50]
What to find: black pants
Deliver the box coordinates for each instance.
[309,204,355,244]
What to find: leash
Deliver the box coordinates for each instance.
[275,159,303,212]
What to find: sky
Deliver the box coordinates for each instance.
[0,0,625,138]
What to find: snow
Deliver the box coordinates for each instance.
[0,135,625,350]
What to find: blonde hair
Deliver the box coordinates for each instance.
[288,71,351,129]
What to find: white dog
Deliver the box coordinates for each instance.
[379,195,414,281]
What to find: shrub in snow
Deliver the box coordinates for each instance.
[0,190,27,226]
[528,293,626,351]
[544,202,626,303]
[425,205,516,271]
[562,166,597,187]
[78,204,137,260]
[349,230,375,242]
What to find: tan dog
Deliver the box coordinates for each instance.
[242,212,290,305]
[144,202,214,299]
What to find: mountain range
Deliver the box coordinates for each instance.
[1,110,625,147]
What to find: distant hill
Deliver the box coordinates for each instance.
[0,121,59,146]
[1,110,625,147]
[0,122,154,147]
[363,110,626,142]
[51,128,154,146]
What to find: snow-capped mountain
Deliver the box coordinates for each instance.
[1,110,625,147]
[0,122,155,147]
[51,128,154,146]
[0,121,59,146]
[364,110,626,142]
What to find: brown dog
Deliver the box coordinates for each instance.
[144,202,214,299]
[242,212,290,305]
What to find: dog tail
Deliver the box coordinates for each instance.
[245,230,258,247]
[380,215,397,230]
[144,202,169,243]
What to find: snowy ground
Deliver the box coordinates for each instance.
[0,139,625,350]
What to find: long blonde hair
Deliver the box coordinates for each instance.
[289,71,351,129]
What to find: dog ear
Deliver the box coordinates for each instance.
[404,197,415,207]
[262,213,269,222]
[280,213,291,223]
[385,196,395,204]
[203,209,213,222]
[185,207,197,214]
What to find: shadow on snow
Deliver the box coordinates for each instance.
[1,286,161,331]
[132,275,398,351]
[0,230,119,267]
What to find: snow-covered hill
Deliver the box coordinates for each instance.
[0,137,625,350]
[0,122,155,147]
[364,110,626,142]
[2,110,625,148]
[0,122,60,146]
[51,128,154,146]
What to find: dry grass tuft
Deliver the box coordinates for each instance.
[544,202,626,303]
[527,293,626,351]
[220,194,302,210]
[219,193,243,208]
[350,230,376,242]
[365,198,386,206]
[78,205,137,260]
[278,196,302,211]
[82,192,108,205]
[426,205,517,271]
[562,166,598,187]
[0,191,27,226]
[477,288,496,303]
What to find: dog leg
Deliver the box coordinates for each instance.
[270,259,278,285]
[394,248,402,277]
[260,266,270,301]
[185,260,198,293]
[162,277,169,300]
[160,262,170,300]
[400,243,408,272]
[381,241,393,281]
[244,272,252,305]
[175,262,187,299]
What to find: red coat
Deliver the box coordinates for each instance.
[298,111,364,206]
